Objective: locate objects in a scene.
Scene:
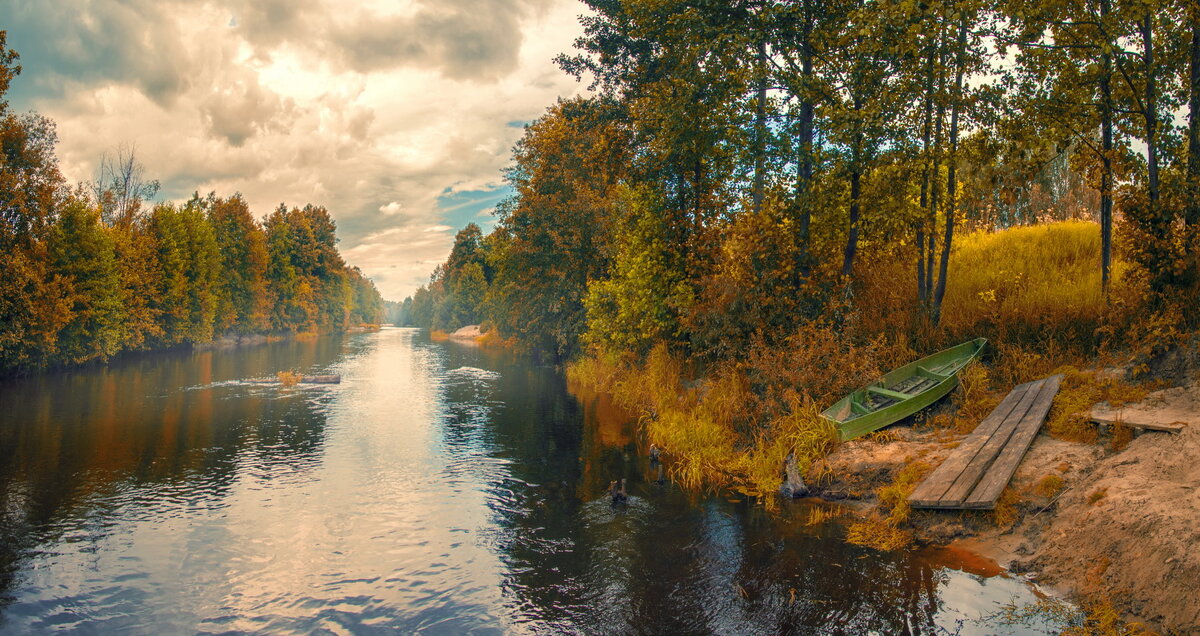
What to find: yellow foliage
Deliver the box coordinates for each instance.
[276,370,301,386]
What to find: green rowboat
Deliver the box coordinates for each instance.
[822,338,987,441]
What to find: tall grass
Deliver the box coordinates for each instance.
[940,221,1136,348]
[858,220,1145,383]
[568,340,841,505]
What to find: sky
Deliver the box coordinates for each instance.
[0,0,589,301]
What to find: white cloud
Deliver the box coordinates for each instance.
[2,0,588,300]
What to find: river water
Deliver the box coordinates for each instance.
[0,328,1058,634]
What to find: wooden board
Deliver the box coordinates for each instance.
[907,381,1033,508]
[936,382,1043,507]
[1089,411,1186,433]
[962,374,1062,509]
[909,374,1063,510]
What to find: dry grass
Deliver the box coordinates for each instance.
[844,460,932,552]
[803,505,846,527]
[276,370,301,386]
[567,341,838,505]
[992,486,1024,527]
[1034,474,1065,498]
[845,514,914,551]
[941,221,1137,347]
[866,430,902,444]
[950,361,1001,432]
[1109,422,1135,452]
[1088,488,1108,505]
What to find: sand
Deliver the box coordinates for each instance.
[811,381,1200,632]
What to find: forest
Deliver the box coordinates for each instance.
[402,0,1200,495]
[0,33,384,375]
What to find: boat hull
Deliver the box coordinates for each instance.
[821,338,986,441]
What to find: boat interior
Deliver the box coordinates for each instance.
[843,358,967,421]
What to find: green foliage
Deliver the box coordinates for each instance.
[48,200,124,364]
[208,193,269,333]
[583,185,693,352]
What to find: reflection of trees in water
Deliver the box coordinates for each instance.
[0,335,346,609]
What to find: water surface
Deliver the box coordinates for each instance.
[0,328,1055,634]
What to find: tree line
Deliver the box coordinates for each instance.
[403,0,1200,360]
[0,33,383,375]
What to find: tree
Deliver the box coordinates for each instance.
[488,97,632,356]
[91,144,160,226]
[48,199,124,364]
[207,193,270,333]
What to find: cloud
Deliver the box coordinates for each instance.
[327,0,551,80]
[0,0,587,300]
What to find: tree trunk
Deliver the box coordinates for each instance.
[796,19,815,280]
[842,168,862,281]
[1100,0,1115,293]
[1142,13,1160,203]
[932,19,969,326]
[917,41,936,303]
[927,102,944,299]
[1188,10,1200,227]
[753,39,768,215]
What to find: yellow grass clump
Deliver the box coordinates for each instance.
[1034,474,1065,498]
[276,370,301,386]
[845,460,931,552]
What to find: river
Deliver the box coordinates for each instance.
[0,328,1058,634]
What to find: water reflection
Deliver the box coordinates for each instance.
[0,329,1055,634]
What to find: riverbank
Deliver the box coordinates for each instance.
[812,375,1200,633]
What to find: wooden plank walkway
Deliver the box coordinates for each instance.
[909,374,1063,510]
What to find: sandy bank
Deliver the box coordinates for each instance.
[811,380,1200,632]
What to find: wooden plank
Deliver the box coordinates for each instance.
[962,374,1063,509]
[1089,411,1186,433]
[908,381,1035,508]
[868,386,913,401]
[931,378,1045,507]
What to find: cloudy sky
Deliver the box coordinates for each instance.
[1,0,589,300]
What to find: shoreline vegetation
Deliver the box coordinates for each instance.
[0,33,383,378]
